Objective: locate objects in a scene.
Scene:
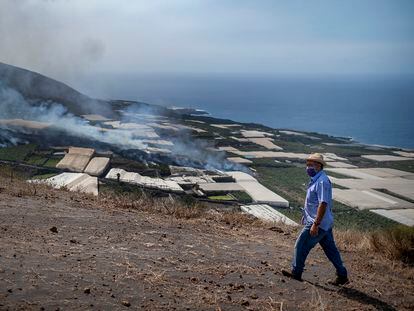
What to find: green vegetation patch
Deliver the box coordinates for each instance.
[376,160,414,173]
[99,181,146,198]
[0,144,37,161]
[325,171,358,179]
[44,157,62,168]
[0,162,39,179]
[254,165,398,231]
[25,155,49,166]
[272,141,313,153]
[320,144,395,157]
[230,191,253,204]
[31,173,57,180]
[253,158,301,168]
[208,194,235,201]
[332,201,398,231]
[255,166,308,207]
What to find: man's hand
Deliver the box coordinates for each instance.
[310,223,319,237]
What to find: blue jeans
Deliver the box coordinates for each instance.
[292,224,347,277]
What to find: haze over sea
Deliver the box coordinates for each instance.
[76,73,414,149]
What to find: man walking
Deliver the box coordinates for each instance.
[281,153,349,285]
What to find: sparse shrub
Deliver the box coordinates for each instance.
[179,194,198,207]
[335,226,414,264]
[369,225,414,265]
[334,229,372,252]
[162,200,205,219]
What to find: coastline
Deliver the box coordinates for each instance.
[72,72,414,150]
[188,108,414,152]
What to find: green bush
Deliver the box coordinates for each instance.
[0,144,37,161]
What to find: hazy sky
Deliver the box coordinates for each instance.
[1,0,414,81]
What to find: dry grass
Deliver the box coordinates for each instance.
[335,229,373,252]
[335,226,414,265]
[97,180,291,230]
[0,166,278,229]
[369,226,414,265]
[98,191,206,220]
[308,285,326,311]
[0,167,51,197]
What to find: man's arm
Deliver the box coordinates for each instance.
[310,202,327,237]
[315,202,327,226]
[309,178,331,236]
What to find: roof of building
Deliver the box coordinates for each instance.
[84,157,111,177]
[68,147,95,157]
[105,168,184,193]
[56,154,92,172]
[240,204,297,226]
[371,209,414,227]
[36,173,98,196]
[198,182,244,193]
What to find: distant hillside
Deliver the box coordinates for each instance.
[0,62,112,116]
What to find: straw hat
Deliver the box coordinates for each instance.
[306,153,327,166]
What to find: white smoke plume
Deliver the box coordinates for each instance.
[0,82,147,150]
[0,80,248,172]
[120,103,249,172]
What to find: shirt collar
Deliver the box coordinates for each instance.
[310,170,324,184]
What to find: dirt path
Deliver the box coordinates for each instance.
[0,191,412,310]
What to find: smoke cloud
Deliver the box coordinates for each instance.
[0,82,147,150]
[120,103,248,172]
[0,82,247,172]
[0,0,106,82]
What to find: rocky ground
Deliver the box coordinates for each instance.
[0,180,413,310]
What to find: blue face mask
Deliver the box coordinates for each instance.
[306,166,317,177]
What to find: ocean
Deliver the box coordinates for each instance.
[74,73,414,149]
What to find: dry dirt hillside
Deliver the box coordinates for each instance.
[0,175,413,311]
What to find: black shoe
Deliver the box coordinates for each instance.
[328,275,349,286]
[281,269,303,282]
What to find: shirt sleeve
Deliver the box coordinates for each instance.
[317,180,331,204]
